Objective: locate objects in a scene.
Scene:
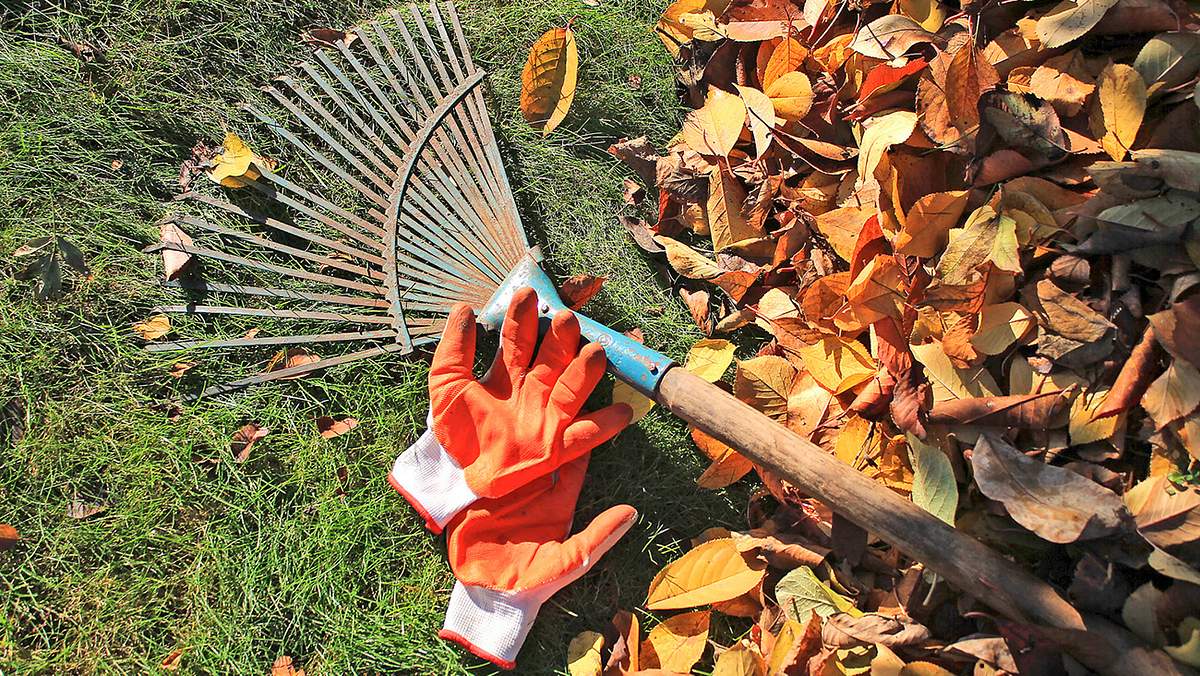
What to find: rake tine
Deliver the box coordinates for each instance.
[277,76,399,180]
[191,343,412,399]
[145,329,397,352]
[145,241,385,296]
[165,279,390,308]
[176,193,388,267]
[153,304,392,324]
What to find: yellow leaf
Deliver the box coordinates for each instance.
[971,302,1035,355]
[683,87,747,156]
[735,85,777,158]
[656,0,707,57]
[520,26,578,136]
[1165,617,1200,667]
[645,538,767,610]
[1070,386,1122,445]
[766,71,815,121]
[734,355,796,420]
[714,640,766,676]
[655,236,723,279]
[797,337,876,394]
[209,132,265,188]
[894,190,970,257]
[567,630,605,676]
[708,166,761,250]
[763,37,809,90]
[1096,63,1147,161]
[641,611,710,672]
[911,341,1000,402]
[856,111,917,192]
[897,0,947,31]
[685,338,736,382]
[132,314,171,340]
[1143,359,1200,429]
[767,620,806,674]
[613,379,655,422]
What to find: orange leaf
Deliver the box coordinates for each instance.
[231,423,269,463]
[0,523,19,551]
[316,416,359,439]
[520,26,578,135]
[645,538,767,610]
[945,45,999,135]
[762,37,808,90]
[559,274,606,310]
[894,190,970,257]
[264,348,321,379]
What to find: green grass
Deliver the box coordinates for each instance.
[0,0,751,672]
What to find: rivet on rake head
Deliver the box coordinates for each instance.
[650,363,659,374]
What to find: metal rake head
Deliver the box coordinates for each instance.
[146,1,535,397]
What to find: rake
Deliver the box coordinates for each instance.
[142,4,1171,673]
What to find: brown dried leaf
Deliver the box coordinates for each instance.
[316,416,358,439]
[928,389,1072,428]
[520,26,578,135]
[231,423,269,463]
[0,523,19,551]
[560,274,607,310]
[970,433,1129,543]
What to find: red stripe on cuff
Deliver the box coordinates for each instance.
[438,628,517,670]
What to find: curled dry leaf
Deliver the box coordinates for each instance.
[927,389,1072,428]
[161,649,184,672]
[1125,475,1200,567]
[713,640,765,676]
[821,612,931,648]
[231,423,269,463]
[606,610,640,673]
[316,416,358,439]
[520,25,578,135]
[682,87,747,156]
[66,499,107,520]
[645,537,767,610]
[271,655,305,676]
[970,433,1129,543]
[208,132,268,188]
[264,348,320,379]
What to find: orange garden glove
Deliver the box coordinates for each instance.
[438,453,638,669]
[388,287,633,532]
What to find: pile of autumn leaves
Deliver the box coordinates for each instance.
[566,0,1200,672]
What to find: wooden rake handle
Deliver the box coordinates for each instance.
[654,367,1191,676]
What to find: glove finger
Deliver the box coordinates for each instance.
[543,504,638,582]
[561,404,633,461]
[429,303,477,397]
[548,342,608,419]
[529,310,581,386]
[492,287,540,386]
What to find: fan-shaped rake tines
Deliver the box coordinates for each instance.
[145,1,531,398]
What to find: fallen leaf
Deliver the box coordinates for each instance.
[1134,32,1200,93]
[850,15,936,60]
[898,0,947,31]
[316,416,358,439]
[937,206,1021,285]
[300,27,357,49]
[775,565,856,621]
[971,302,1036,355]
[168,361,197,378]
[796,337,876,394]
[685,338,736,382]
[895,190,971,257]
[271,655,305,676]
[231,423,269,463]
[132,315,171,341]
[613,379,655,422]
[208,132,266,188]
[264,348,320,378]
[0,523,19,551]
[911,341,1001,401]
[945,45,1000,135]
[1096,63,1147,161]
[66,499,107,519]
[1036,0,1120,49]
[568,630,605,676]
[736,85,778,158]
[909,434,958,525]
[641,611,709,672]
[708,165,761,250]
[161,649,184,671]
[656,236,723,279]
[821,612,931,648]
[559,274,606,310]
[520,25,578,135]
[645,538,767,610]
[1092,327,1160,419]
[928,390,1071,428]
[857,111,917,193]
[683,87,747,156]
[762,36,808,90]
[1142,359,1200,430]
[734,355,796,420]
[1126,474,1200,566]
[713,640,765,676]
[765,71,814,121]
[970,433,1129,543]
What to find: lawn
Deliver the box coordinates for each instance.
[0,0,752,672]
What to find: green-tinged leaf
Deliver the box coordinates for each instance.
[1134,33,1200,94]
[775,565,856,622]
[908,434,958,525]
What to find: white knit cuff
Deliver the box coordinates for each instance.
[388,423,477,534]
[438,581,541,670]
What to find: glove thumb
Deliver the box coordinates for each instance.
[547,504,638,584]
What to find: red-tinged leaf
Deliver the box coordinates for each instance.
[1092,328,1161,419]
[264,348,320,379]
[858,57,928,103]
[848,215,886,280]
[316,416,359,439]
[161,649,184,671]
[231,423,269,463]
[928,389,1073,428]
[559,274,606,310]
[849,368,895,420]
[300,27,357,49]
